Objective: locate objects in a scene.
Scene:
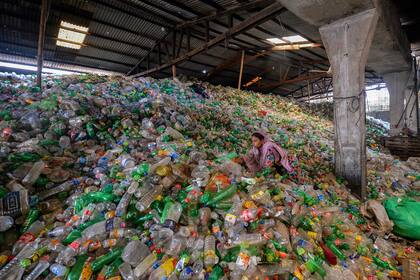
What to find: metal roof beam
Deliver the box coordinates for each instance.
[176,0,275,29]
[130,2,284,77]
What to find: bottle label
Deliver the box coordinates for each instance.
[80,262,93,280]
[225,214,237,224]
[19,232,35,243]
[105,218,115,231]
[69,241,81,250]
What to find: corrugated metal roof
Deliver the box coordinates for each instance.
[0,0,334,95]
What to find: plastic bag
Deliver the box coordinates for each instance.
[383,197,420,240]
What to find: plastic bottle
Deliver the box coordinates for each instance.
[13,220,45,255]
[119,154,136,169]
[206,185,237,206]
[115,181,138,217]
[23,258,50,280]
[91,247,123,272]
[232,233,267,246]
[67,254,88,280]
[38,199,62,214]
[204,235,218,268]
[121,240,150,267]
[199,207,211,231]
[148,257,176,280]
[39,178,85,200]
[258,260,296,276]
[0,216,14,232]
[50,263,69,277]
[0,240,40,278]
[22,161,45,186]
[208,265,224,280]
[82,217,124,239]
[118,262,135,280]
[166,235,186,256]
[133,253,157,278]
[136,185,163,212]
[163,202,182,229]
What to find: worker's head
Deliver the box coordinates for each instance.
[251,132,265,148]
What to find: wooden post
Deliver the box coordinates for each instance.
[238,49,245,90]
[36,0,50,89]
[172,65,176,79]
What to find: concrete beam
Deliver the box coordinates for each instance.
[405,87,418,134]
[319,9,378,199]
[383,71,410,136]
[277,0,411,75]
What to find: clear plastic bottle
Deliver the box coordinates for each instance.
[166,235,186,256]
[0,216,14,232]
[190,162,210,187]
[148,258,176,280]
[80,203,96,223]
[164,202,182,229]
[133,253,157,278]
[49,263,68,277]
[38,199,62,214]
[23,259,50,280]
[258,260,296,276]
[179,266,194,280]
[115,181,138,217]
[232,233,267,246]
[13,221,45,255]
[199,207,211,231]
[224,195,242,228]
[204,235,218,268]
[150,157,172,174]
[119,154,136,169]
[136,185,163,212]
[59,136,71,149]
[22,161,45,186]
[82,217,124,239]
[118,262,135,280]
[39,177,85,200]
[47,226,71,238]
[121,240,150,267]
[0,240,40,278]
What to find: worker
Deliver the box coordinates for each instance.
[241,131,295,176]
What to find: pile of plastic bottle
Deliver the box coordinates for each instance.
[0,73,418,280]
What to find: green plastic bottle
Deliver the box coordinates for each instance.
[208,265,224,280]
[305,255,326,278]
[206,185,237,206]
[326,240,346,260]
[91,247,123,272]
[86,123,95,138]
[372,256,396,270]
[20,209,40,234]
[223,246,240,262]
[68,255,89,280]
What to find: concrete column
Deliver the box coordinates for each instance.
[383,71,410,136]
[319,9,378,200]
[405,87,418,134]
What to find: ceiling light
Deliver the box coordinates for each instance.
[202,69,207,74]
[266,38,286,44]
[56,41,81,49]
[281,35,308,43]
[56,21,88,49]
